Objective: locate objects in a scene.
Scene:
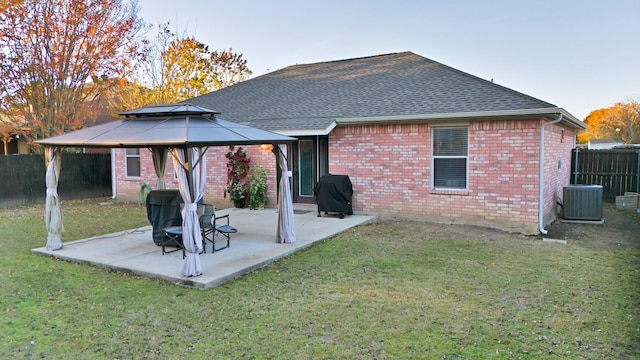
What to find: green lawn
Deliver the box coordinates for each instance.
[1,199,638,359]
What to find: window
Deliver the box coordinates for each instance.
[125,148,141,177]
[432,127,468,189]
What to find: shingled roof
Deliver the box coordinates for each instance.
[187,51,584,133]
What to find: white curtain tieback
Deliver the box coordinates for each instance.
[185,203,198,211]
[284,171,292,177]
[46,188,58,197]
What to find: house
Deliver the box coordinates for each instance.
[0,114,29,154]
[0,90,118,155]
[111,52,586,234]
[0,132,28,155]
[587,138,624,150]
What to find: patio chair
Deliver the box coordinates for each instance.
[146,190,184,256]
[200,204,236,252]
[199,204,215,253]
[162,226,185,259]
[146,190,182,244]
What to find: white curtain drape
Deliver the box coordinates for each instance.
[151,147,168,190]
[274,144,296,243]
[45,147,64,251]
[170,147,206,277]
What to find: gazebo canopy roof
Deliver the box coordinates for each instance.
[36,103,297,148]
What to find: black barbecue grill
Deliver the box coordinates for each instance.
[313,174,353,219]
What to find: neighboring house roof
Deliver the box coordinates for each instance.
[589,137,623,144]
[588,138,625,150]
[187,51,585,134]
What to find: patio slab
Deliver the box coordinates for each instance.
[31,207,376,289]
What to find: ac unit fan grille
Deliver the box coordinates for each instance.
[563,185,603,221]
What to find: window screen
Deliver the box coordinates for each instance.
[432,127,468,189]
[125,148,141,177]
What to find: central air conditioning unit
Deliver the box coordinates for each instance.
[563,185,603,221]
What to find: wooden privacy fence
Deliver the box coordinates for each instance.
[571,148,640,201]
[0,153,112,207]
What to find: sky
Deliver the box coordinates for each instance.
[136,0,640,121]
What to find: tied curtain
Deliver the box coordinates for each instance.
[171,147,207,277]
[151,147,168,190]
[45,147,64,251]
[274,144,296,243]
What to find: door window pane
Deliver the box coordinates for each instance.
[318,136,329,177]
[298,140,314,196]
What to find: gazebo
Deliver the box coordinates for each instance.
[36,103,298,277]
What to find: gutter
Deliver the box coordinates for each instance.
[256,108,586,137]
[336,107,585,130]
[538,114,563,235]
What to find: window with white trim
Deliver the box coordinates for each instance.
[432,126,468,189]
[125,148,141,177]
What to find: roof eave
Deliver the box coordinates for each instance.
[335,108,586,130]
[276,121,337,136]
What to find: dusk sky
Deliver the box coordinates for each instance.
[137,0,640,121]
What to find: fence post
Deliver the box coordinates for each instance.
[637,150,640,194]
[573,147,579,184]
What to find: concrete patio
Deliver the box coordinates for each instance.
[31,206,376,289]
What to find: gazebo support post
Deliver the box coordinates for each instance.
[272,143,296,244]
[44,147,64,251]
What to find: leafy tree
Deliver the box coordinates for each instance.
[157,24,251,101]
[579,99,640,144]
[162,36,214,101]
[107,23,252,114]
[606,100,640,144]
[578,108,610,143]
[0,0,147,150]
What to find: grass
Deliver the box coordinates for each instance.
[1,198,638,359]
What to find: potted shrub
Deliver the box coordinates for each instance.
[224,146,251,208]
[248,164,269,210]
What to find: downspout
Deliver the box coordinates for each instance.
[539,114,563,235]
[111,148,117,199]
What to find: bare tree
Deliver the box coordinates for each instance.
[210,48,252,90]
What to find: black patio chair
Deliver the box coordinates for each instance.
[200,205,236,252]
[199,204,215,253]
[146,190,184,257]
[162,226,185,258]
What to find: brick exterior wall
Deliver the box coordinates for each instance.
[113,119,576,234]
[328,119,576,234]
[113,145,278,209]
[541,123,575,227]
